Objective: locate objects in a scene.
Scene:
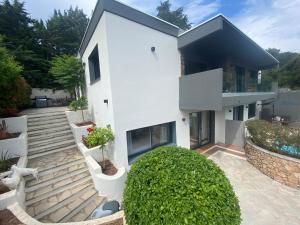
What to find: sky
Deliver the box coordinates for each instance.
[21,0,300,52]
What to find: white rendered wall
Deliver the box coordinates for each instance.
[215,110,225,143]
[104,12,190,168]
[81,13,115,132]
[243,104,249,121]
[31,88,70,99]
[224,107,233,120]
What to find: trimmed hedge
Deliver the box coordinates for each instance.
[123,146,241,225]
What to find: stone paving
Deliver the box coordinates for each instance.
[209,151,300,225]
[23,107,104,223]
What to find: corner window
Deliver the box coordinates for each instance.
[127,122,176,161]
[88,45,101,84]
[248,103,256,118]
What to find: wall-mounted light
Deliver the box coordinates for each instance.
[104,99,108,105]
[229,110,232,112]
[151,46,155,52]
[182,118,186,122]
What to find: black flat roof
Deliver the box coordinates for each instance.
[178,15,279,70]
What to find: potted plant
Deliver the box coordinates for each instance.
[83,125,115,174]
[69,97,88,122]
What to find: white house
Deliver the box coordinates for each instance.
[79,0,278,168]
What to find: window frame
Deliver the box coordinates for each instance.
[88,45,101,84]
[127,122,176,159]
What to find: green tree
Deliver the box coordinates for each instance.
[46,7,89,56]
[50,55,85,98]
[0,0,53,88]
[156,0,191,30]
[263,48,300,89]
[0,39,31,115]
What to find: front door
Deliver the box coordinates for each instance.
[189,111,213,149]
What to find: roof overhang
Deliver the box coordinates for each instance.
[178,15,279,70]
[79,0,179,57]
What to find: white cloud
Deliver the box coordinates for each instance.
[120,0,220,26]
[184,0,220,25]
[232,0,300,52]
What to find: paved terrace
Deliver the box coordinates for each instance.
[204,147,300,225]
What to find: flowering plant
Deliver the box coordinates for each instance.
[82,125,115,169]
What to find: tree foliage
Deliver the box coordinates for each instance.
[156,0,191,30]
[124,146,241,225]
[46,7,89,56]
[0,40,31,115]
[263,48,300,89]
[50,55,85,98]
[0,1,89,89]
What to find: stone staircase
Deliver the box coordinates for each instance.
[25,110,104,223]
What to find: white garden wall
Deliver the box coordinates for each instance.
[31,88,70,99]
[70,123,93,143]
[77,143,127,202]
[0,116,28,158]
[1,115,27,133]
[65,110,92,124]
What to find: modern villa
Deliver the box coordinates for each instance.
[79,0,279,168]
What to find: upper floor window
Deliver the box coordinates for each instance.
[88,45,101,84]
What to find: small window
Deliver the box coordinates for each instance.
[88,45,101,83]
[248,103,256,118]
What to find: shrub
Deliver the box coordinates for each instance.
[246,120,300,158]
[123,146,241,225]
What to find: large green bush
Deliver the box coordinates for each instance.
[246,120,300,157]
[123,146,241,225]
[0,44,31,116]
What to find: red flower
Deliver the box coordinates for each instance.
[87,127,94,133]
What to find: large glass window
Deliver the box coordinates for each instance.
[88,45,101,84]
[127,122,175,158]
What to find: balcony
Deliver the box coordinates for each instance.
[179,68,277,111]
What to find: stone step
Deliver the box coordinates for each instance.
[25,167,89,193]
[27,148,82,167]
[28,117,68,127]
[26,176,92,206]
[28,145,78,159]
[28,140,76,156]
[27,111,66,119]
[28,126,71,137]
[28,130,73,142]
[60,194,104,222]
[28,122,70,132]
[27,183,94,219]
[28,134,74,148]
[36,185,96,222]
[26,160,86,187]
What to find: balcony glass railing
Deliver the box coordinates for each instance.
[223,71,274,93]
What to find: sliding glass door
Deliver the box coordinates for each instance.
[189,111,213,149]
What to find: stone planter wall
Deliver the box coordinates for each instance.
[245,140,300,189]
